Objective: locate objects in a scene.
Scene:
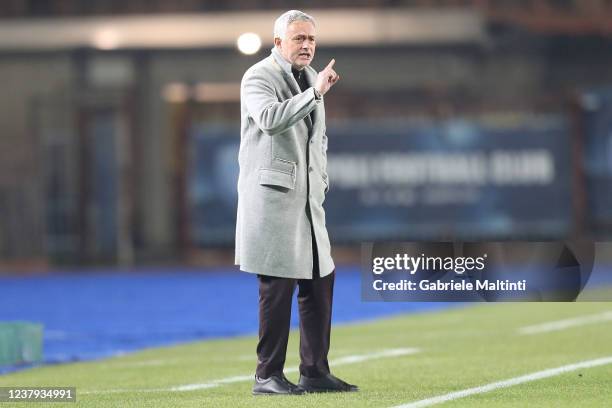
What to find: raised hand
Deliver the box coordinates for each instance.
[315,59,340,96]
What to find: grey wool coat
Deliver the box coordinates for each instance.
[235,47,335,279]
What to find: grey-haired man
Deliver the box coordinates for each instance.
[235,10,358,395]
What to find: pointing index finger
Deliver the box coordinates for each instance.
[325,59,335,71]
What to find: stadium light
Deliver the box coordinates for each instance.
[92,27,121,50]
[236,32,261,55]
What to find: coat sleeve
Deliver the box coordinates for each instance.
[242,69,321,135]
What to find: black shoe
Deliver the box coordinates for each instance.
[252,373,305,395]
[298,373,359,393]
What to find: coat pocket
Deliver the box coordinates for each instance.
[259,168,296,190]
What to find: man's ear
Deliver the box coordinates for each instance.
[273,37,282,48]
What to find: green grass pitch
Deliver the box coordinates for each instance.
[1,302,611,407]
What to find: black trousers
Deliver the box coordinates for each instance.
[256,247,334,379]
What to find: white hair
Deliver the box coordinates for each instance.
[273,10,316,39]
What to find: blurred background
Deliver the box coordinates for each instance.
[1,0,612,368]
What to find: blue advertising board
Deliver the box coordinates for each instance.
[582,89,612,226]
[188,117,572,245]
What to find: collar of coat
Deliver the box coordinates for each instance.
[271,46,298,77]
[269,47,317,95]
[269,47,318,131]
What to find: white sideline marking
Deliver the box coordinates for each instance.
[518,311,612,335]
[169,348,420,392]
[81,347,420,395]
[390,356,612,408]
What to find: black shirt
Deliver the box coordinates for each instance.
[292,67,309,92]
[292,67,315,124]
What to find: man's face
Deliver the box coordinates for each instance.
[275,21,316,70]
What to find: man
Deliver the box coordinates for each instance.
[235,10,358,395]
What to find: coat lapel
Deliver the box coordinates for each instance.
[285,69,312,131]
[281,69,302,97]
[269,54,314,132]
[304,68,318,132]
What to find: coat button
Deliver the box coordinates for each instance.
[310,139,314,144]
[308,166,313,172]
